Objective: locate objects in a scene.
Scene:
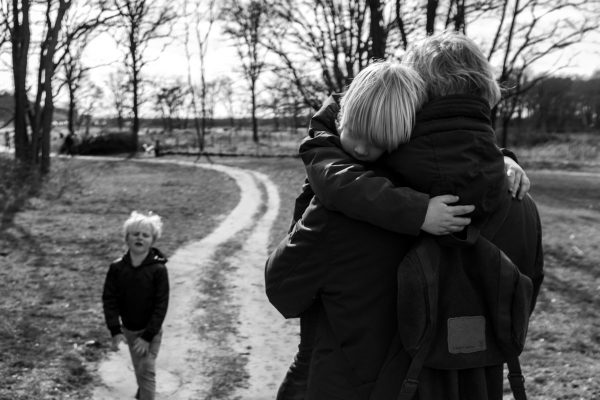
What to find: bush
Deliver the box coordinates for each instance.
[75,132,136,155]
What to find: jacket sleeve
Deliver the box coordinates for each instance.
[299,133,430,236]
[142,264,170,342]
[102,264,122,336]
[500,147,519,163]
[265,201,329,318]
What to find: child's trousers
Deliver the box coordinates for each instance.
[123,328,162,400]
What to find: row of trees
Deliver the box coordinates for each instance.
[511,74,600,137]
[0,0,598,174]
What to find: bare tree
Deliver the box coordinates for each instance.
[182,0,217,152]
[213,75,236,132]
[263,0,370,107]
[76,82,103,136]
[222,0,269,143]
[155,82,187,134]
[57,3,115,138]
[263,71,310,134]
[107,68,131,131]
[2,0,73,174]
[262,0,420,110]
[112,0,176,151]
[485,0,599,145]
[1,0,30,164]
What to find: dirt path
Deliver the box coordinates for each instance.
[92,158,297,400]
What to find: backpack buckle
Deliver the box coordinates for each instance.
[400,378,419,394]
[508,373,525,387]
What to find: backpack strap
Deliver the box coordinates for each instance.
[507,355,527,400]
[396,328,435,400]
[397,238,440,400]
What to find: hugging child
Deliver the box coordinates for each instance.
[102,211,169,400]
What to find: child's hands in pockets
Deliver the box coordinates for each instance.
[504,156,530,200]
[111,333,125,351]
[421,195,475,235]
[133,337,150,356]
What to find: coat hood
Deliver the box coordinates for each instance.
[308,94,341,138]
[123,247,168,267]
[383,95,509,228]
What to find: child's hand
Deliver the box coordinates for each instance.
[421,195,475,235]
[504,156,530,200]
[111,333,125,351]
[133,337,150,356]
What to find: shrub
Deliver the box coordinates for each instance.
[75,132,136,155]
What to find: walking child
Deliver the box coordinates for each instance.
[102,211,169,400]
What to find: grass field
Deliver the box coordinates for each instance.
[0,154,599,399]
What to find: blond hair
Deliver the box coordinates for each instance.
[123,210,163,241]
[338,61,426,152]
[403,31,501,107]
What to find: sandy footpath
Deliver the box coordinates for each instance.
[91,158,298,400]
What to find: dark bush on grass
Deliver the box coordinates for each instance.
[76,132,136,155]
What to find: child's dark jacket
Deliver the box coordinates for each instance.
[103,248,169,342]
[266,95,544,400]
[294,94,429,235]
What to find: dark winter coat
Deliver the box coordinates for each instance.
[102,247,170,342]
[267,194,414,399]
[267,95,543,400]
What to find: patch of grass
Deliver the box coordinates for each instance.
[0,156,239,399]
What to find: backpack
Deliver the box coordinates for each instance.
[395,226,533,400]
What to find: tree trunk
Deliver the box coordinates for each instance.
[13,70,30,162]
[368,0,386,60]
[41,91,53,174]
[454,0,466,33]
[395,0,408,49]
[68,83,76,137]
[132,66,140,152]
[11,0,31,164]
[39,0,69,174]
[426,0,439,35]
[200,76,207,152]
[251,80,258,143]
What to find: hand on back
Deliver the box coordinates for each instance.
[421,195,475,235]
[504,156,530,200]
